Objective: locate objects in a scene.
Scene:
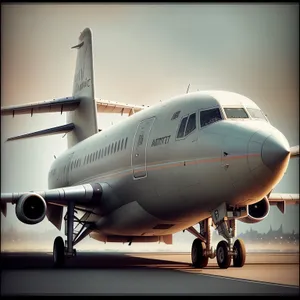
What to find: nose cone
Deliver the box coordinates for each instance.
[262,135,290,172]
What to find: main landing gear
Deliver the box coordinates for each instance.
[53,202,77,268]
[187,202,247,269]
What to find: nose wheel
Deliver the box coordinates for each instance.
[216,240,231,269]
[233,238,246,267]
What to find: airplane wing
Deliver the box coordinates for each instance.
[268,193,299,214]
[290,145,299,157]
[1,96,80,117]
[0,183,102,230]
[96,98,149,116]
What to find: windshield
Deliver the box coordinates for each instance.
[246,108,268,121]
[223,108,249,119]
[200,108,223,127]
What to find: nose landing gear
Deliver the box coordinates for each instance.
[216,240,231,269]
[187,202,247,269]
[213,203,247,269]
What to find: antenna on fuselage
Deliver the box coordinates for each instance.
[186,84,190,94]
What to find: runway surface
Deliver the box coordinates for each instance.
[1,251,299,295]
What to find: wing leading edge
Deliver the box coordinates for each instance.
[1,183,103,229]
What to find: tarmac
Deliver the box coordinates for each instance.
[1,251,299,295]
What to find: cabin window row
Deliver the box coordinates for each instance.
[68,137,129,171]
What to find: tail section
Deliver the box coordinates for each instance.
[67,28,98,148]
[1,28,146,144]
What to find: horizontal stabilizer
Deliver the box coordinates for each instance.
[96,98,149,116]
[7,123,75,142]
[1,96,80,117]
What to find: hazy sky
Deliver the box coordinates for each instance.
[1,4,299,245]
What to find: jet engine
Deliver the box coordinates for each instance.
[15,193,47,225]
[239,197,270,224]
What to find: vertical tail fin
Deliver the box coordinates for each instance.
[67,28,98,148]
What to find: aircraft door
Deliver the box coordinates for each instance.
[131,117,156,179]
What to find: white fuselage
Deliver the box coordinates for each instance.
[48,91,290,238]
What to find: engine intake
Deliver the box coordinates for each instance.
[15,193,47,225]
[239,197,270,224]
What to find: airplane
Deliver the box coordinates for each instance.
[1,28,299,269]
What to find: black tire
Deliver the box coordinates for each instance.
[191,238,209,268]
[216,240,231,269]
[233,238,246,267]
[53,236,65,268]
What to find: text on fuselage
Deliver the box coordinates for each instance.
[151,135,171,147]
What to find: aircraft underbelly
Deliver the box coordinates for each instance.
[93,200,195,236]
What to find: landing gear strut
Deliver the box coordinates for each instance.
[53,201,76,268]
[187,217,215,268]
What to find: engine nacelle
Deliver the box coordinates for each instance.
[15,193,47,225]
[239,197,270,224]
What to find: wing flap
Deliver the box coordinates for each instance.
[1,96,80,117]
[46,204,64,230]
[268,193,299,214]
[6,123,75,142]
[96,98,149,115]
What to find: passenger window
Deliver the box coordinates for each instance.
[125,137,128,149]
[200,108,222,127]
[177,116,188,138]
[117,140,120,151]
[108,145,110,155]
[185,113,196,136]
[114,142,117,153]
[121,139,124,150]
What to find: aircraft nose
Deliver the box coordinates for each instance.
[261,135,290,172]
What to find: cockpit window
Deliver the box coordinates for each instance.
[224,108,248,119]
[185,113,196,136]
[177,116,188,138]
[246,108,268,121]
[200,108,222,127]
[176,113,197,138]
